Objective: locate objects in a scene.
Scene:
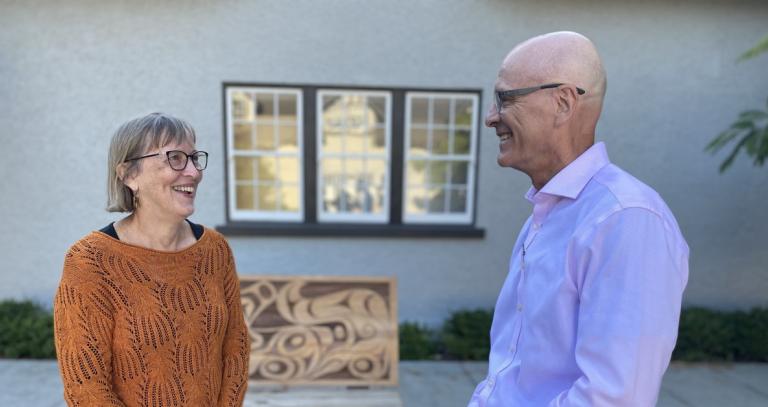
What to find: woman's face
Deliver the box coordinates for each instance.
[125,140,203,222]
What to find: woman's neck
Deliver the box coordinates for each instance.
[115,212,195,251]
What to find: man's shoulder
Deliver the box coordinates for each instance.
[587,163,670,216]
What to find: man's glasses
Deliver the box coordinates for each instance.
[124,150,209,171]
[495,83,586,115]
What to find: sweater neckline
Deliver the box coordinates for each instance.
[93,226,210,256]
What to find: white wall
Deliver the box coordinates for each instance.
[1,0,766,325]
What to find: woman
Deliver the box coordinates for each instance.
[54,113,250,406]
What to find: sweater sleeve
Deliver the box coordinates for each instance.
[54,247,126,407]
[217,244,250,407]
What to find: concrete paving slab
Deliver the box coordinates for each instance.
[1,359,767,406]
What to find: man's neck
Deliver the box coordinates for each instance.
[529,141,593,190]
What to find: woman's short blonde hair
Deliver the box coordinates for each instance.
[106,112,197,212]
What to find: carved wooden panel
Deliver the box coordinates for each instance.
[240,275,398,387]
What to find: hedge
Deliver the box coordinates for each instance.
[1,300,766,363]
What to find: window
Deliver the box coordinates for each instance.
[226,87,303,221]
[317,90,391,223]
[221,84,483,237]
[404,93,478,224]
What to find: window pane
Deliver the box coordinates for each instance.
[280,185,300,212]
[451,161,468,185]
[368,97,386,126]
[234,123,254,150]
[429,161,449,184]
[432,128,450,155]
[321,158,343,180]
[322,129,344,154]
[346,130,365,154]
[234,156,256,181]
[409,128,428,153]
[427,186,446,212]
[232,92,254,121]
[255,124,276,150]
[256,156,277,182]
[406,188,427,215]
[449,188,467,213]
[278,125,298,150]
[256,93,274,120]
[236,185,254,210]
[411,98,428,124]
[406,160,427,186]
[257,184,277,210]
[346,158,364,178]
[369,127,387,154]
[278,94,296,119]
[345,95,368,130]
[278,157,300,183]
[433,98,450,127]
[454,99,473,126]
[367,159,387,188]
[454,129,471,155]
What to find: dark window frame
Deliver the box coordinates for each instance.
[217,82,485,238]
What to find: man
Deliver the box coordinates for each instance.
[469,32,689,406]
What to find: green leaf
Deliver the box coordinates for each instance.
[738,34,768,62]
[706,128,743,153]
[719,135,751,172]
[738,110,768,121]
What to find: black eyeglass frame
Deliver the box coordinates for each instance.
[495,83,586,114]
[124,150,209,171]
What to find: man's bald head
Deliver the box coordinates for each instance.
[487,32,608,188]
[502,31,606,106]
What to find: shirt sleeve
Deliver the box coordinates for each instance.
[217,245,251,407]
[54,250,127,407]
[549,207,688,406]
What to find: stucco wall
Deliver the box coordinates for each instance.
[1,0,766,325]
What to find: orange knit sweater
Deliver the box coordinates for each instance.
[54,228,250,407]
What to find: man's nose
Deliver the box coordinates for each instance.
[485,104,499,128]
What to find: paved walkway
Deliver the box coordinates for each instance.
[1,359,767,406]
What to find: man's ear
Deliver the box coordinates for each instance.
[553,86,578,127]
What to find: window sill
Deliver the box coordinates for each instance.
[216,222,485,238]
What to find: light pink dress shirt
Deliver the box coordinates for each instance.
[469,142,689,406]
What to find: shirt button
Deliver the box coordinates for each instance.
[533,223,540,230]
[487,378,495,388]
[517,304,523,312]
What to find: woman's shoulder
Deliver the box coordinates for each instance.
[61,231,119,288]
[197,224,229,246]
[66,229,119,258]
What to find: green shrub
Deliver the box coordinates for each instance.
[732,308,768,362]
[441,308,493,360]
[399,322,438,360]
[673,307,735,361]
[673,307,768,362]
[0,299,56,359]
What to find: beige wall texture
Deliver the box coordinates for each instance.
[1,0,767,325]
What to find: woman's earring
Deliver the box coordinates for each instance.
[132,189,139,210]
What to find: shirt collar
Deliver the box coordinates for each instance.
[525,142,611,201]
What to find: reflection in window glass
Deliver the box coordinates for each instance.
[317,90,391,223]
[404,93,478,224]
[227,87,303,221]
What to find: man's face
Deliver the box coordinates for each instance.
[485,67,557,174]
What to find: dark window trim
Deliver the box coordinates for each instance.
[218,82,485,239]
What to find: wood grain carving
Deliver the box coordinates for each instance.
[240,276,398,387]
